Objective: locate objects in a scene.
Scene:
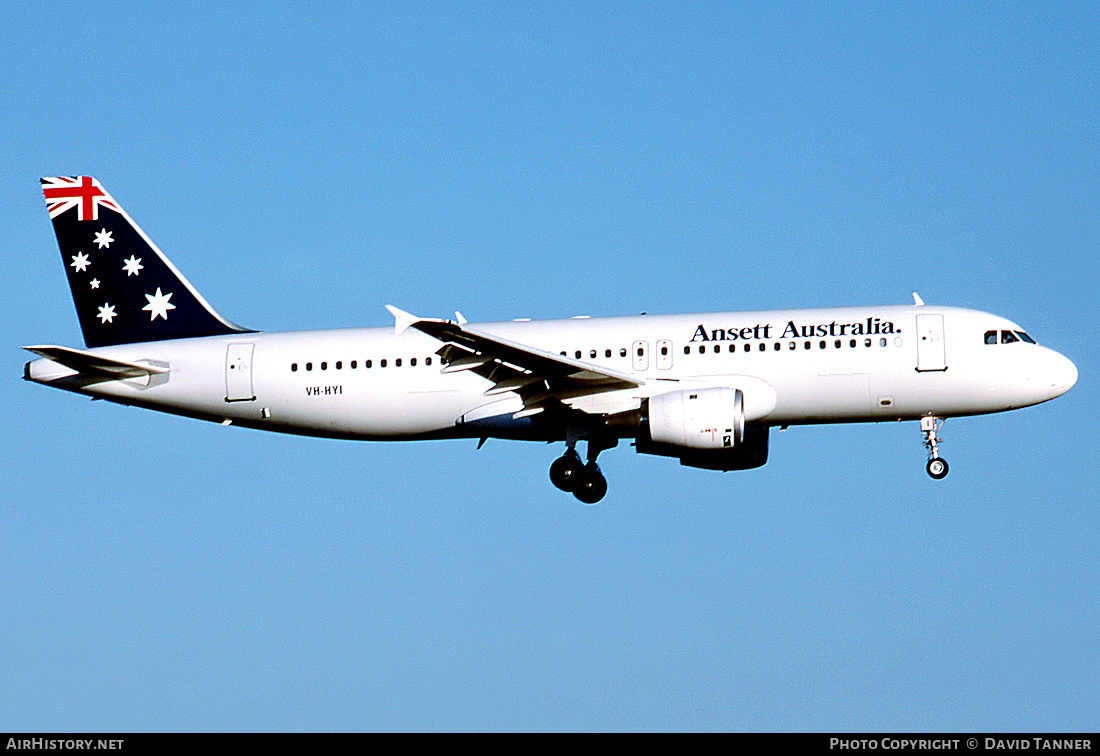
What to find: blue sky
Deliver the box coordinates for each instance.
[2,1,1097,731]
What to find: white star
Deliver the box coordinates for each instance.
[94,229,113,249]
[122,255,143,276]
[90,278,101,289]
[70,252,90,273]
[97,303,116,323]
[143,287,176,321]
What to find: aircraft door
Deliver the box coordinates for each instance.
[656,339,673,370]
[915,314,947,372]
[632,340,649,372]
[225,343,256,401]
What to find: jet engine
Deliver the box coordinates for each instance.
[635,386,772,471]
[646,387,744,449]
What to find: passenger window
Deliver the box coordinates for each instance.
[426,357,432,365]
[619,348,627,357]
[1001,330,1019,344]
[605,349,612,358]
[321,362,327,370]
[637,347,644,357]
[759,343,766,352]
[714,344,721,354]
[834,340,841,348]
[985,330,998,345]
[879,338,887,347]
[743,344,751,353]
[411,358,417,367]
[306,362,313,371]
[699,346,705,354]
[575,351,581,359]
[351,360,357,369]
[366,359,372,368]
[789,341,796,350]
[774,343,781,351]
[849,339,856,348]
[805,341,812,350]
[864,339,871,347]
[819,341,826,349]
[380,359,387,368]
[590,350,597,359]
[684,346,690,355]
[661,346,668,356]
[396,358,402,367]
[291,363,298,372]
[336,361,342,370]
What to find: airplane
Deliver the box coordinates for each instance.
[24,176,1078,503]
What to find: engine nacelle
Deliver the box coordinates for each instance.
[637,424,770,471]
[637,386,772,471]
[645,387,745,450]
[676,425,770,470]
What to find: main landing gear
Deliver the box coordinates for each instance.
[921,416,949,479]
[549,437,615,504]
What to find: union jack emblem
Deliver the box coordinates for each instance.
[42,176,119,221]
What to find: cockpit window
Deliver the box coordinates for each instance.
[987,328,1036,345]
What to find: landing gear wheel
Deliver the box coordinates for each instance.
[920,416,949,480]
[926,457,949,480]
[549,450,584,492]
[573,463,607,505]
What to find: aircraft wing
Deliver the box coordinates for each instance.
[386,306,642,413]
[23,345,169,379]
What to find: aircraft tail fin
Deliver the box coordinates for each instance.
[41,176,252,347]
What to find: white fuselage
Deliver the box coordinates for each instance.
[25,304,1078,442]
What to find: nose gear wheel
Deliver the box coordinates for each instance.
[921,416,949,479]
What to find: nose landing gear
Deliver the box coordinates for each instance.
[549,437,615,504]
[921,416,949,479]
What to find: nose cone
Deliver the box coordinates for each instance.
[1046,350,1078,399]
[1012,347,1078,407]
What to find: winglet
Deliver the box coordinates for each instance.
[912,292,925,307]
[385,305,420,335]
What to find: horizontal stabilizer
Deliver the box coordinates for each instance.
[23,344,169,379]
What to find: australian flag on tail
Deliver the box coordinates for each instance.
[42,176,252,348]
